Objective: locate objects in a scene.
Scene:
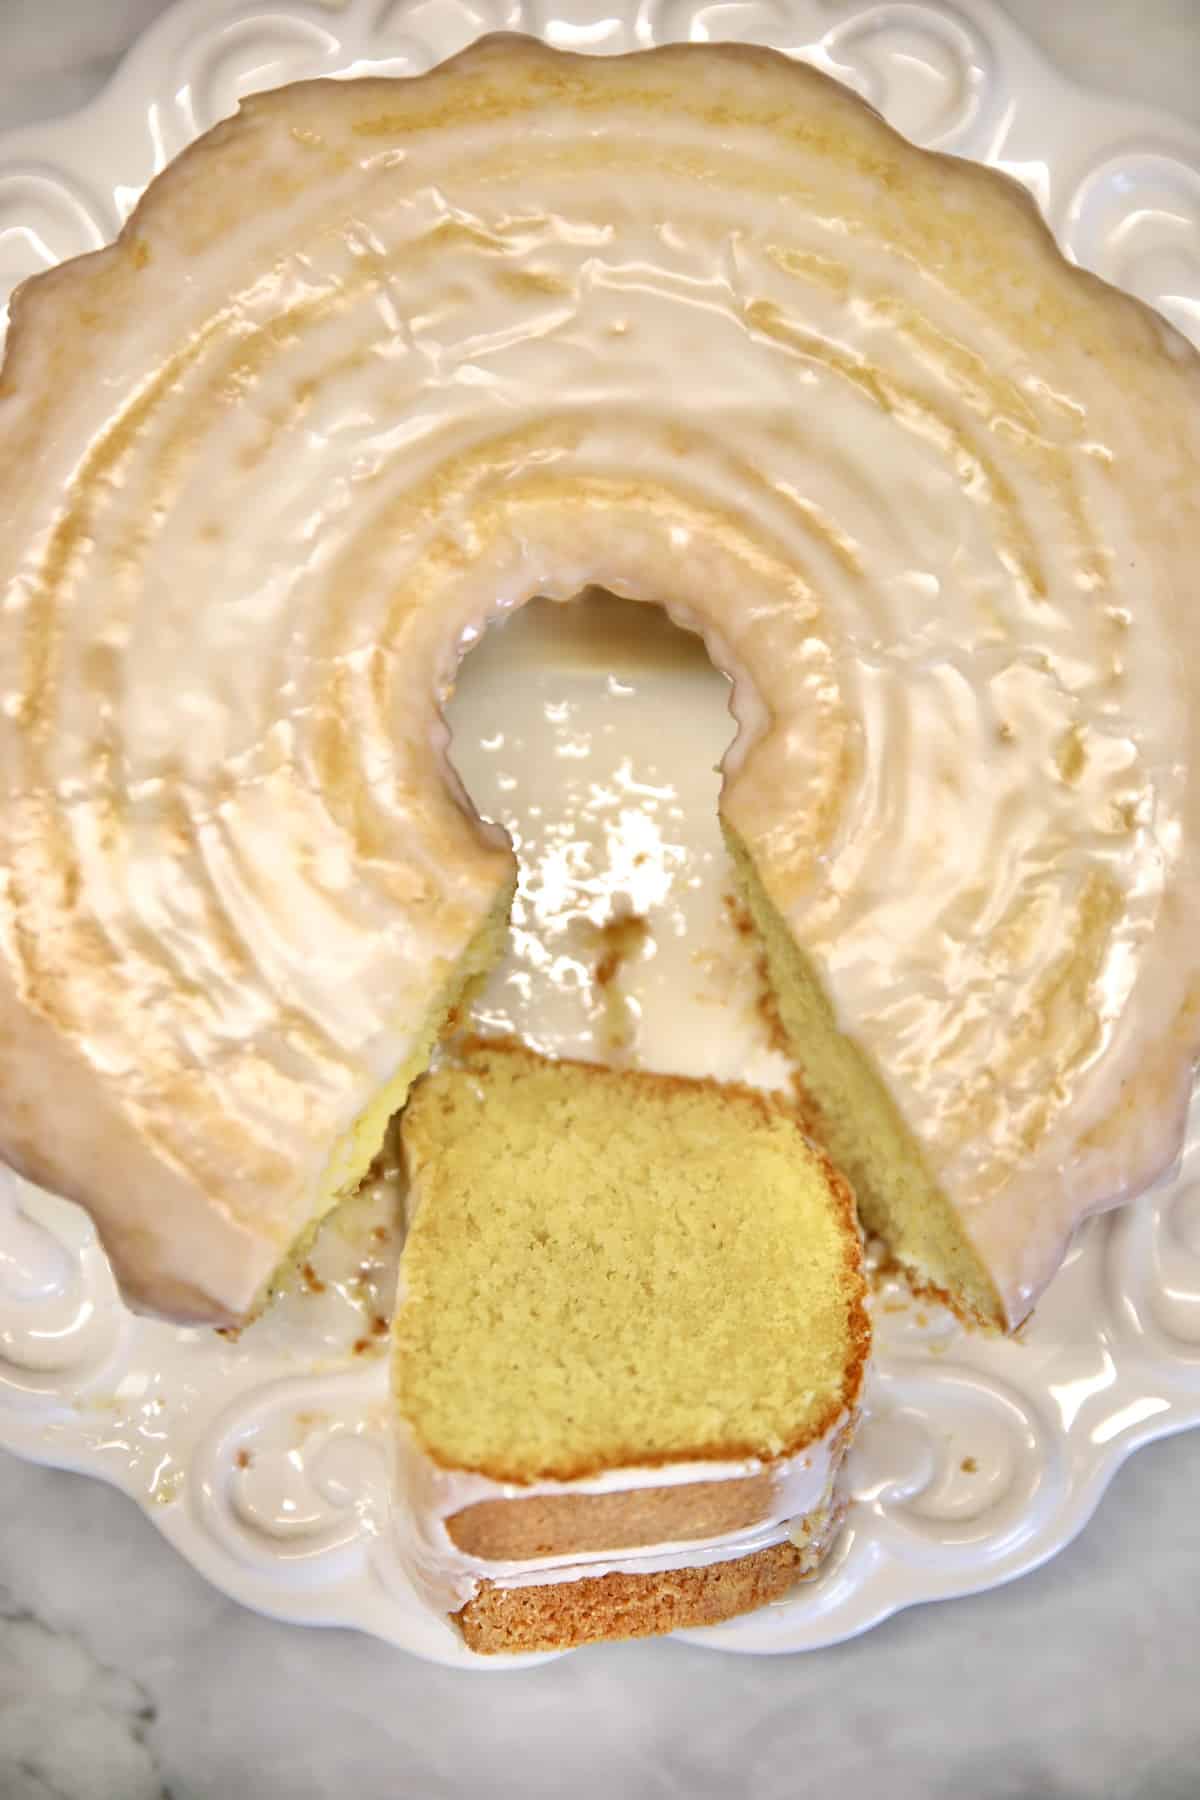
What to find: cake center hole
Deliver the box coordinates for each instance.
[445,590,787,1086]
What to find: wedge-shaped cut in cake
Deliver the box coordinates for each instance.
[392,1040,869,1654]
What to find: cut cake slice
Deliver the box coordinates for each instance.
[392,1039,869,1653]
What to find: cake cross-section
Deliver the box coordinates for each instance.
[392,1041,869,1653]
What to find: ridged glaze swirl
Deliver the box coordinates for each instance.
[0,39,1198,1323]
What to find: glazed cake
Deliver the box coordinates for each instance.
[0,40,1198,1327]
[393,1042,869,1652]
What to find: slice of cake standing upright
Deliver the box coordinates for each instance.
[392,1040,869,1653]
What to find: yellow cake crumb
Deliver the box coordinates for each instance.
[394,1039,869,1482]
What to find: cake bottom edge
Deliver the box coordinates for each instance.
[454,1515,840,1654]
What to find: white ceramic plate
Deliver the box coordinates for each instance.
[1,0,1199,1669]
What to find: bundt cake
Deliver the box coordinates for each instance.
[0,40,1197,1327]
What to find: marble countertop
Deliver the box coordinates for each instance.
[2,5,1199,1797]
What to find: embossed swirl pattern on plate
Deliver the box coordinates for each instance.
[1063,148,1200,346]
[846,1361,1067,1565]
[0,0,1199,1668]
[0,1171,130,1404]
[1107,1118,1200,1366]
[172,12,348,134]
[192,1367,391,1583]
[819,2,997,152]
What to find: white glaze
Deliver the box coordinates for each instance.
[0,37,1199,1330]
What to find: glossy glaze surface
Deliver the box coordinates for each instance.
[1,37,1198,1325]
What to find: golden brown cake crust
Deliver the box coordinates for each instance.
[446,1470,778,1561]
[456,1536,826,1654]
